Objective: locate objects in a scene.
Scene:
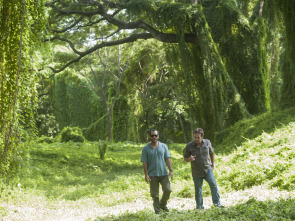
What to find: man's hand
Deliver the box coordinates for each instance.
[184,155,196,162]
[145,175,151,183]
[169,171,173,181]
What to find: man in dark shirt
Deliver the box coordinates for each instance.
[184,128,223,209]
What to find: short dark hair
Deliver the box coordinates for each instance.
[193,128,204,137]
[149,129,159,135]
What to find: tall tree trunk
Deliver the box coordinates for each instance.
[178,112,187,143]
[107,109,112,141]
[259,0,265,17]
[279,0,295,108]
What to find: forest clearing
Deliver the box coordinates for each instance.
[1,1,295,220]
[1,109,295,220]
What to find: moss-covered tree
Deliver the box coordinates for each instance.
[0,0,44,181]
[276,0,295,108]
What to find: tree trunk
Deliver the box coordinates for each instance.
[107,109,112,141]
[279,0,295,108]
[178,112,187,143]
[259,0,265,17]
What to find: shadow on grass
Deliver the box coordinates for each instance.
[96,197,295,221]
[23,145,145,200]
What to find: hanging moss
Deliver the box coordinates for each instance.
[278,0,295,108]
[0,0,45,181]
[52,71,106,135]
[112,95,131,142]
[49,0,292,142]
[123,0,253,138]
[202,0,270,114]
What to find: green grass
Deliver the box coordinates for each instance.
[0,108,295,220]
[215,123,295,192]
[104,198,295,221]
[20,141,146,204]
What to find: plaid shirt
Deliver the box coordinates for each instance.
[183,139,214,177]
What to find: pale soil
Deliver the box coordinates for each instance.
[0,185,294,221]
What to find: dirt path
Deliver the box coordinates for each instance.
[1,185,294,221]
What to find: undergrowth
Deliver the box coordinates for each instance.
[214,107,295,153]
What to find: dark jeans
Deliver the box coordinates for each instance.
[193,169,221,209]
[150,176,172,214]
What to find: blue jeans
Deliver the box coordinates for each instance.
[193,169,221,209]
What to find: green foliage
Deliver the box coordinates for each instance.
[125,0,198,34]
[98,141,107,160]
[0,0,45,182]
[52,71,103,131]
[37,136,56,144]
[35,88,60,137]
[203,0,271,115]
[44,0,294,143]
[60,127,85,143]
[122,40,192,143]
[112,95,131,142]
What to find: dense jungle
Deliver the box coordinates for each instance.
[0,0,295,220]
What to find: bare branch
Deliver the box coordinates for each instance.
[47,33,151,73]
[111,45,123,111]
[51,16,84,33]
[45,35,83,55]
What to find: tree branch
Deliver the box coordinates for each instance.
[50,16,84,33]
[45,0,198,73]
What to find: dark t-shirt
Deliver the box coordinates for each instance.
[183,139,214,177]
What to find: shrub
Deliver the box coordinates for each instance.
[60,127,85,143]
[37,136,55,144]
[99,141,107,160]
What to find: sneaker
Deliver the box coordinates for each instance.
[196,205,205,210]
[214,204,225,208]
[196,207,204,210]
[160,207,169,212]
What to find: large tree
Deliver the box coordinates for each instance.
[45,0,292,138]
[79,45,125,142]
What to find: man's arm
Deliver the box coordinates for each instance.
[165,158,173,180]
[183,144,196,162]
[143,161,151,183]
[210,154,215,169]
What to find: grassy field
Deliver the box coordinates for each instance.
[0,109,295,220]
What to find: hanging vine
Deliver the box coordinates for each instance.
[0,0,45,182]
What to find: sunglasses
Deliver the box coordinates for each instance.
[150,135,158,138]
